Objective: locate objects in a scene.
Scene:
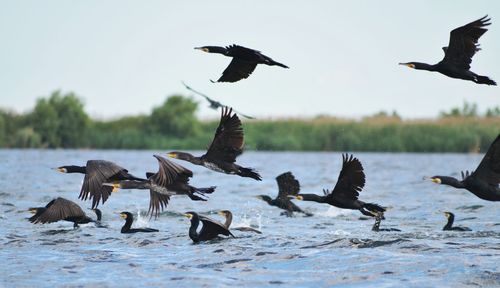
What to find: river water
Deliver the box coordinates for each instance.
[0,150,499,287]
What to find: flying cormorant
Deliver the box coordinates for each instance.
[29,197,100,228]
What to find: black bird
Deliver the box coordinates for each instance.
[257,172,312,216]
[104,155,216,218]
[195,44,288,83]
[168,107,261,181]
[291,154,386,217]
[371,212,401,232]
[429,134,500,201]
[181,81,255,119]
[400,15,496,85]
[183,211,234,243]
[218,210,262,234]
[119,212,159,233]
[55,160,145,208]
[443,212,471,231]
[29,197,100,228]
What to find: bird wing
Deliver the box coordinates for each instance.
[327,154,366,200]
[276,171,301,198]
[472,134,500,185]
[148,190,170,219]
[203,107,244,163]
[151,155,193,186]
[199,215,233,238]
[441,15,491,70]
[33,197,86,224]
[80,160,126,208]
[217,58,257,83]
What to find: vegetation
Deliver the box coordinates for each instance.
[0,91,498,152]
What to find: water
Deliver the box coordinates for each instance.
[1,150,499,287]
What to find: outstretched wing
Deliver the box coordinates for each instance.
[276,171,301,198]
[80,160,126,208]
[151,155,193,187]
[441,15,491,70]
[203,107,244,163]
[148,190,170,219]
[472,134,500,185]
[328,154,366,201]
[217,58,257,83]
[31,198,86,224]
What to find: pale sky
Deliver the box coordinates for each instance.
[0,1,498,120]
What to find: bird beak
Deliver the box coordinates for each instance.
[430,178,441,184]
[194,47,209,52]
[53,167,66,173]
[119,213,126,219]
[184,213,193,219]
[167,152,177,159]
[399,63,415,69]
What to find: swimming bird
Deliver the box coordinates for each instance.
[119,212,159,233]
[55,160,145,208]
[183,211,234,243]
[181,81,255,119]
[291,154,386,217]
[217,210,262,234]
[399,15,496,85]
[443,212,471,231]
[429,134,500,201]
[195,44,288,83]
[371,212,401,232]
[257,172,312,216]
[167,107,261,181]
[104,155,216,218]
[28,197,100,228]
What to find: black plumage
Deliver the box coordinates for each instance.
[184,212,234,243]
[119,212,158,233]
[168,107,261,181]
[218,210,262,234]
[104,155,216,218]
[400,16,496,85]
[28,197,99,228]
[55,160,145,208]
[292,154,385,217]
[443,212,471,231]
[430,134,500,201]
[257,172,312,216]
[195,44,288,83]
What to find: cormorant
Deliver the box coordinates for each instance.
[217,210,262,234]
[194,44,288,83]
[167,107,261,181]
[443,212,471,231]
[257,172,312,216]
[119,212,159,233]
[55,160,145,208]
[104,155,216,218]
[181,81,255,119]
[400,16,496,85]
[429,134,500,201]
[183,211,234,243]
[372,212,401,232]
[28,197,100,228]
[291,154,386,217]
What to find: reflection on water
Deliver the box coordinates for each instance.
[0,150,499,287]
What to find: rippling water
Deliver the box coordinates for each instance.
[1,150,499,287]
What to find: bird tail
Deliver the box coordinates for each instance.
[360,203,386,217]
[475,75,496,85]
[270,60,289,68]
[238,167,262,181]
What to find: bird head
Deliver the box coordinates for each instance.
[183,212,195,220]
[293,195,304,201]
[218,210,230,217]
[102,182,121,192]
[119,212,129,219]
[444,211,452,218]
[429,176,442,184]
[28,208,38,214]
[399,62,416,69]
[54,166,68,173]
[194,46,211,53]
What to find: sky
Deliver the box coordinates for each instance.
[0,0,498,120]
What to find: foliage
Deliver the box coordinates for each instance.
[149,95,200,138]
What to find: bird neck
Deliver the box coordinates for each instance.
[177,152,203,165]
[189,217,200,242]
[372,217,381,231]
[93,209,102,221]
[299,194,326,203]
[65,165,87,174]
[439,177,465,189]
[413,62,438,72]
[444,215,455,230]
[207,46,229,55]
[121,217,133,233]
[223,213,232,228]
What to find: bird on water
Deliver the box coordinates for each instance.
[257,171,312,216]
[119,212,159,233]
[55,160,145,209]
[28,197,101,228]
[291,154,386,217]
[217,210,262,234]
[167,107,261,181]
[429,134,500,201]
[195,44,288,83]
[442,212,471,231]
[371,212,401,232]
[183,211,234,243]
[399,15,496,85]
[104,155,216,218]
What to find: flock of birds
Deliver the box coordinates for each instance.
[29,16,499,243]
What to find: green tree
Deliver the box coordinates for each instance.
[440,101,478,118]
[149,95,200,138]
